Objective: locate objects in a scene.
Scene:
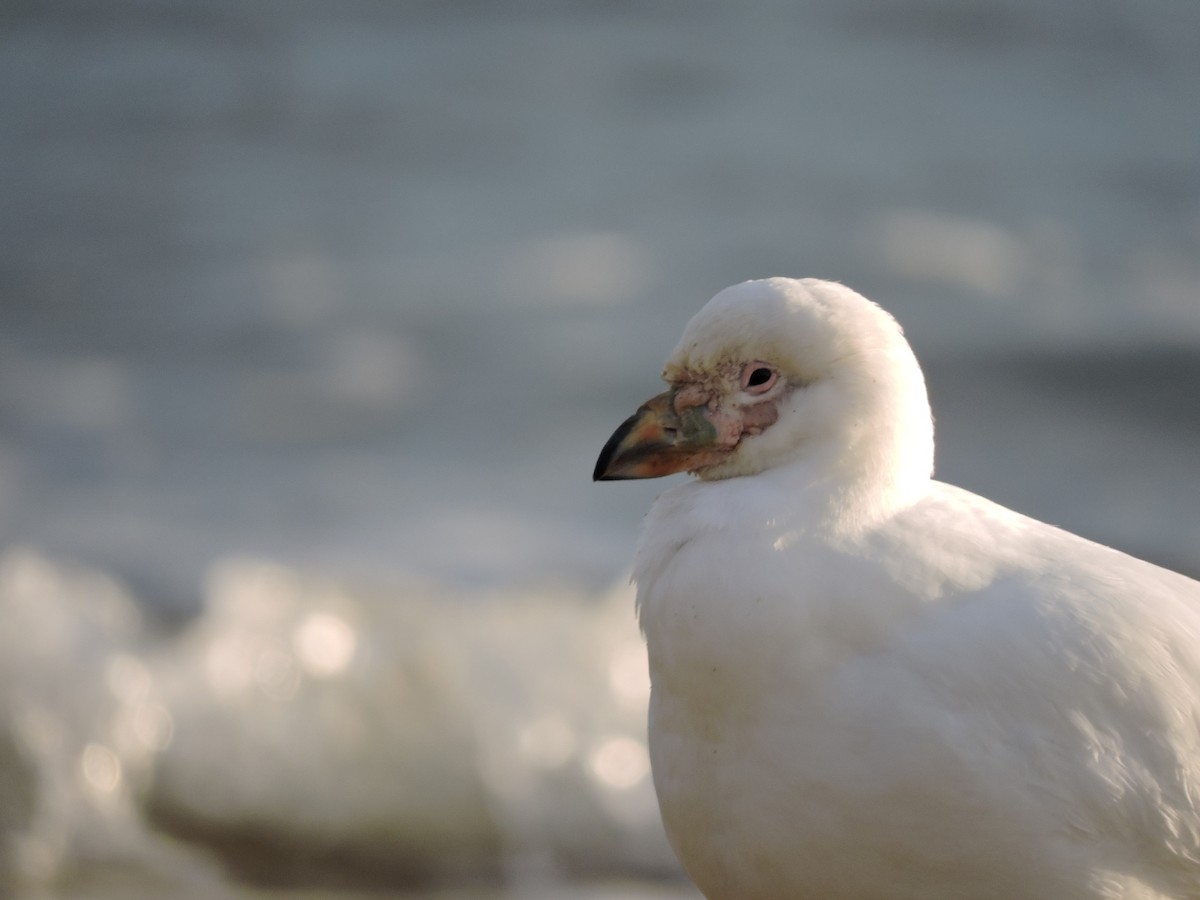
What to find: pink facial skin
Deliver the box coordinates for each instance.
[671,362,782,448]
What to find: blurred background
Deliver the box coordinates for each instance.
[1,0,1199,896]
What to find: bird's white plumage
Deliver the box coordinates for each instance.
[626,279,1200,899]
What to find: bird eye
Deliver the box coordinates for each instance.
[740,362,778,394]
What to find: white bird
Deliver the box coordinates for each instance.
[593,278,1200,900]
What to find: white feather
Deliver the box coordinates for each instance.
[630,278,1200,899]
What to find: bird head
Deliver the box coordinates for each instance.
[594,278,934,494]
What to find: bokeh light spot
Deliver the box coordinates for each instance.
[80,743,122,793]
[587,735,650,791]
[293,612,357,677]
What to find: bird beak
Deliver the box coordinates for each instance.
[593,389,722,481]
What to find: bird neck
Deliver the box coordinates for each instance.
[770,409,934,535]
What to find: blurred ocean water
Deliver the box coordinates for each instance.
[1,0,1198,895]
